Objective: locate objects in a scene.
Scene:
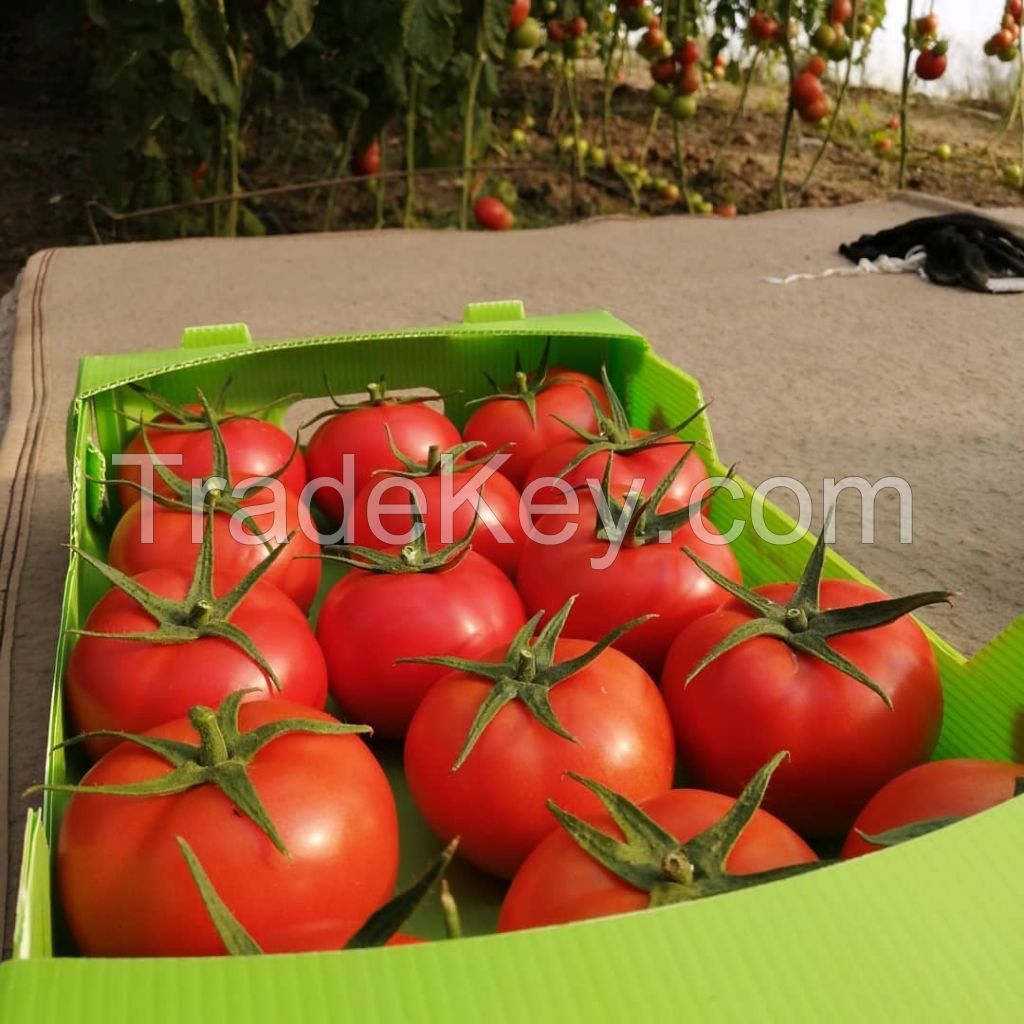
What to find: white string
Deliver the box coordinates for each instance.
[764,247,928,286]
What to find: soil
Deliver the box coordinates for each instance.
[3,65,1024,294]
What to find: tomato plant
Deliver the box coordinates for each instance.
[317,507,526,738]
[67,509,328,759]
[462,341,608,488]
[404,597,676,877]
[841,759,1024,858]
[499,753,819,931]
[303,377,461,526]
[43,693,398,957]
[660,514,951,837]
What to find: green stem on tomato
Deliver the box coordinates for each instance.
[898,0,915,190]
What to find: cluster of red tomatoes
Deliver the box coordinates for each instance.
[647,37,705,122]
[791,56,832,125]
[984,0,1023,63]
[910,12,949,82]
[44,353,1020,957]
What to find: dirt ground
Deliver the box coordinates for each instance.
[3,66,1024,293]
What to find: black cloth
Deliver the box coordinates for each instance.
[840,213,1024,293]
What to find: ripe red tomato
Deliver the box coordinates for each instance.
[108,491,321,612]
[642,27,664,50]
[473,196,515,230]
[1010,1,1023,24]
[524,435,708,512]
[67,565,328,759]
[661,579,944,837]
[304,391,460,526]
[679,62,702,95]
[316,551,525,738]
[715,202,739,217]
[915,13,939,37]
[830,0,853,25]
[915,49,947,81]
[350,459,526,576]
[405,637,675,878]
[749,12,775,41]
[516,488,741,677]
[791,70,825,110]
[650,57,678,84]
[841,759,1024,858]
[800,96,831,124]
[56,699,398,956]
[547,18,566,43]
[499,786,817,931]
[806,54,828,78]
[508,0,529,31]
[677,39,701,66]
[874,136,893,153]
[462,366,609,489]
[352,141,381,176]
[117,409,306,514]
[567,16,587,38]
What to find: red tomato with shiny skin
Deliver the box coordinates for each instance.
[791,71,825,110]
[830,0,852,25]
[677,39,701,66]
[316,552,526,738]
[352,141,381,176]
[67,568,328,759]
[117,410,307,513]
[404,639,675,878]
[915,50,947,81]
[498,786,817,931]
[305,403,460,525]
[523,436,708,512]
[350,465,525,576]
[516,493,741,676]
[508,0,529,31]
[57,700,398,956]
[474,196,515,230]
[841,759,1024,858]
[660,580,943,837]
[108,491,321,612]
[806,54,827,78]
[462,368,609,488]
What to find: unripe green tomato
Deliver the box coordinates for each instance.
[933,143,952,161]
[543,0,557,14]
[636,169,652,189]
[564,36,586,58]
[650,83,673,107]
[1004,164,1024,187]
[999,45,1020,63]
[575,138,589,158]
[670,94,698,120]
[617,160,639,176]
[652,176,669,191]
[510,128,527,146]
[813,24,837,51]
[494,179,519,208]
[589,146,606,168]
[511,18,542,51]
[522,114,535,130]
[830,38,852,61]
[698,200,714,214]
[505,48,532,68]
[559,135,575,151]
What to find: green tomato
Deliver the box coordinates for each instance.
[522,114,535,130]
[504,48,532,68]
[813,24,837,52]
[617,160,639,177]
[564,37,586,58]
[649,83,673,108]
[575,138,590,159]
[589,146,607,168]
[670,94,698,121]
[1003,164,1024,187]
[494,179,519,208]
[511,18,542,51]
[510,128,527,146]
[932,143,952,161]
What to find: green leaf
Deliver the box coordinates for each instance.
[480,0,508,60]
[175,0,240,116]
[266,0,319,51]
[403,0,460,74]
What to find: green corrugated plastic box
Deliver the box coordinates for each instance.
[2,301,1023,1022]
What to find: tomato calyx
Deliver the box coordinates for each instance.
[551,366,706,478]
[681,508,953,706]
[399,595,653,770]
[321,497,476,575]
[464,338,587,427]
[31,689,368,855]
[548,753,823,906]
[70,502,295,689]
[591,450,730,548]
[126,380,300,434]
[856,777,1024,848]
[301,374,458,430]
[177,835,458,954]
[377,428,505,479]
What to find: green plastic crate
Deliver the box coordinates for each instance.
[3,301,1023,1022]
